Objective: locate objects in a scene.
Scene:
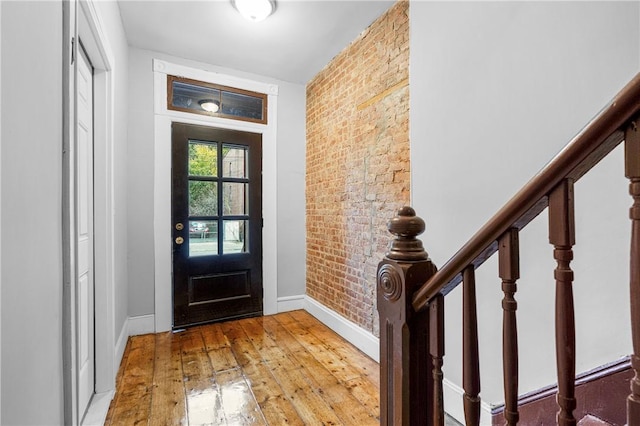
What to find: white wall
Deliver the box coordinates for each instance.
[276,80,306,300]
[127,47,156,317]
[0,1,65,423]
[410,1,639,420]
[127,47,306,319]
[0,1,128,422]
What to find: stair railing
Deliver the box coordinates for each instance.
[377,73,640,426]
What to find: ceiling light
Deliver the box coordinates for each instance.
[198,99,220,113]
[232,0,275,22]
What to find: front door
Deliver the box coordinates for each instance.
[172,123,263,327]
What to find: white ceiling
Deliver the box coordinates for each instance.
[117,0,396,85]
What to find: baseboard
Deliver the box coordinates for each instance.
[115,319,128,374]
[491,356,632,425]
[81,390,114,426]
[277,294,305,312]
[114,314,155,375]
[128,313,155,336]
[303,296,380,362]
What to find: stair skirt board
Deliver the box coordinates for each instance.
[490,356,631,425]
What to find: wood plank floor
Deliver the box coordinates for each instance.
[105,310,380,425]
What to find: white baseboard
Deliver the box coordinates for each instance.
[128,313,155,336]
[277,294,305,312]
[303,296,380,362]
[114,313,155,377]
[115,319,128,373]
[81,390,114,426]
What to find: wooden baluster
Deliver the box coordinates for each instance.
[499,228,520,425]
[625,119,640,426]
[430,293,445,426]
[463,265,481,426]
[377,207,438,426]
[549,179,577,426]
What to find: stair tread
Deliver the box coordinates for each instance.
[577,414,612,426]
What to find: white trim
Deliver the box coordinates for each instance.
[153,60,278,332]
[62,0,79,419]
[128,314,156,337]
[277,295,305,313]
[79,0,117,391]
[115,319,128,376]
[442,378,493,425]
[303,296,380,362]
[80,391,113,426]
[81,318,127,426]
[153,59,278,96]
[63,1,117,423]
[0,1,3,422]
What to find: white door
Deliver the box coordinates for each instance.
[76,46,95,419]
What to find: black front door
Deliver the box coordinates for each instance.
[172,123,263,327]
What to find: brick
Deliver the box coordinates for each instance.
[306,1,410,337]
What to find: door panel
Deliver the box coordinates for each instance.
[76,46,95,418]
[172,123,263,327]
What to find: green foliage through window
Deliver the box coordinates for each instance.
[188,142,218,177]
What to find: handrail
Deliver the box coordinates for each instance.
[412,72,640,312]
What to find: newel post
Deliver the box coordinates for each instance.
[377,206,438,425]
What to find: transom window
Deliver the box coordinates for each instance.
[168,75,268,124]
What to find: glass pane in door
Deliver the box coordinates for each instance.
[223,220,247,254]
[222,182,248,215]
[189,220,218,257]
[189,141,218,177]
[222,145,248,178]
[189,181,218,216]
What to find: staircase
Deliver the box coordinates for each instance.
[376,74,640,425]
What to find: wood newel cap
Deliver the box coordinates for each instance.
[386,206,429,261]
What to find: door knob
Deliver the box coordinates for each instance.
[175,236,184,245]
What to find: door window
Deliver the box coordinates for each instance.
[186,141,251,257]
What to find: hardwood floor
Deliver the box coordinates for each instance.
[105,310,380,425]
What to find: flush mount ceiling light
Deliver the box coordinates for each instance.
[198,99,220,113]
[232,0,275,22]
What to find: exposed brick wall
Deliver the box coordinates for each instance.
[306,1,410,337]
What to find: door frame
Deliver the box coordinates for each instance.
[63,0,116,423]
[153,59,279,331]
